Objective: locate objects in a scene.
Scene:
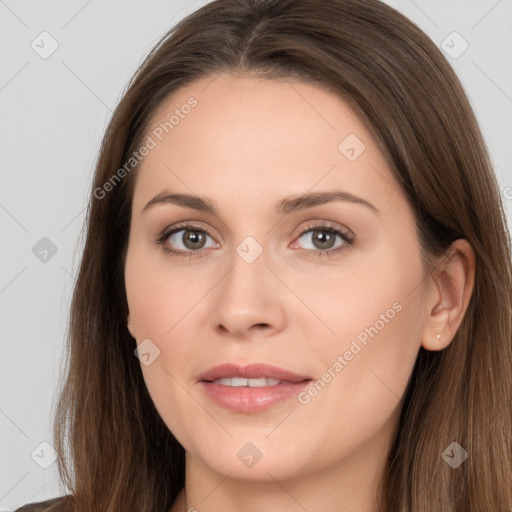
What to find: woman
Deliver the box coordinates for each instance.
[17,0,512,510]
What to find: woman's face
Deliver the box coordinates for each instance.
[125,72,432,481]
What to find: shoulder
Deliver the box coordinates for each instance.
[15,495,72,512]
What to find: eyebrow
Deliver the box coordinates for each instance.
[142,190,380,216]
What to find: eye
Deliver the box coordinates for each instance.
[155,224,217,257]
[155,220,354,258]
[292,221,354,257]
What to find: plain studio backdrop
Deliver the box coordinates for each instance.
[0,0,511,509]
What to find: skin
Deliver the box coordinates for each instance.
[124,72,475,512]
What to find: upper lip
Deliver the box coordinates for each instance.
[197,363,312,383]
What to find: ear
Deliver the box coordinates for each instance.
[127,313,136,339]
[421,239,476,351]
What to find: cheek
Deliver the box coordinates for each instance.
[303,243,425,430]
[125,243,206,340]
[297,235,424,355]
[125,246,209,411]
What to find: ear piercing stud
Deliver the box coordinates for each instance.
[436,332,440,339]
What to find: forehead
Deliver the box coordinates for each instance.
[132,72,407,220]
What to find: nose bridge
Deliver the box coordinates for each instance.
[220,236,271,306]
[210,235,286,336]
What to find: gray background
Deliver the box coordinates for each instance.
[1,0,511,509]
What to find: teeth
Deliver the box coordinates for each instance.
[212,377,281,387]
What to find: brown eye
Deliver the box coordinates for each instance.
[180,229,207,250]
[309,230,337,250]
[157,226,218,256]
[295,224,352,253]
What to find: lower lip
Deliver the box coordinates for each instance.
[199,380,312,413]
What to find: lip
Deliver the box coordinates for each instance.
[197,363,313,413]
[197,363,312,383]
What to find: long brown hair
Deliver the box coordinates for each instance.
[50,0,512,510]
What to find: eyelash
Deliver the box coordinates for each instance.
[154,221,354,259]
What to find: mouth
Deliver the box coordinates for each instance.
[197,363,313,413]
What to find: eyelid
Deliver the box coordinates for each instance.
[157,220,220,241]
[292,220,353,242]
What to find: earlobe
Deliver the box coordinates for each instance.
[420,239,476,351]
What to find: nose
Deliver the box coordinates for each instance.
[210,243,287,339]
